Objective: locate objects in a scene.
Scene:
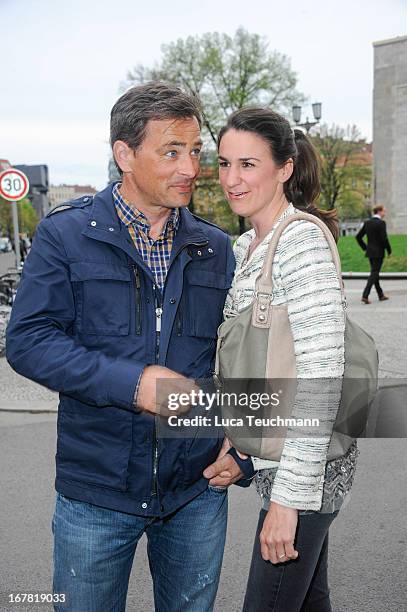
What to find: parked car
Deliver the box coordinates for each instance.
[0,237,12,253]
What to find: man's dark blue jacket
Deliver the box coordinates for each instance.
[6,183,236,517]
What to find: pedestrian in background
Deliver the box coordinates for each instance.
[356,204,392,304]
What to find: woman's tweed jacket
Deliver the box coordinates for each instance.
[224,205,358,512]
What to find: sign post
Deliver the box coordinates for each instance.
[0,168,30,269]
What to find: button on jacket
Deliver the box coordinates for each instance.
[6,183,235,518]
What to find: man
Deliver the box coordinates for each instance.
[6,82,253,612]
[356,204,392,304]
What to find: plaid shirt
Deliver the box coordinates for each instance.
[113,183,179,291]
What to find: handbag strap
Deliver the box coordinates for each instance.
[254,211,345,302]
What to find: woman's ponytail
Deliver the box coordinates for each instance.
[285,129,339,242]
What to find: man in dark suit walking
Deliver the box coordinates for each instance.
[356,204,392,304]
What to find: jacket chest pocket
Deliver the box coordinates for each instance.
[70,262,131,335]
[184,268,232,339]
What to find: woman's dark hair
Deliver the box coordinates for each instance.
[218,107,339,241]
[110,81,202,174]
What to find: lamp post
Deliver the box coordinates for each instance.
[292,102,322,133]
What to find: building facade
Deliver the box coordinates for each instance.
[15,164,50,218]
[373,35,407,233]
[49,184,97,207]
[0,159,11,172]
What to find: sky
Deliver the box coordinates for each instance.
[1,0,406,190]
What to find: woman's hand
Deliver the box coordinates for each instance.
[214,437,248,461]
[260,501,299,563]
[217,436,232,459]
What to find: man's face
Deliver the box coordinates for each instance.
[116,117,202,210]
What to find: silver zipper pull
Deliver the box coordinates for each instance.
[155,307,163,332]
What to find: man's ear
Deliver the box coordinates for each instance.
[279,158,294,184]
[112,140,134,174]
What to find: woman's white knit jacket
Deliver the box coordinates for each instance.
[224,204,358,512]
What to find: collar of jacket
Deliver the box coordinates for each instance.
[81,182,210,263]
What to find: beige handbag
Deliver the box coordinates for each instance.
[214,212,378,461]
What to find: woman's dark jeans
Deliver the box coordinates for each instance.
[243,508,339,612]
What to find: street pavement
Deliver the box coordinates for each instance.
[0,251,17,275]
[0,277,406,612]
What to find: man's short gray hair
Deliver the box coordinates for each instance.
[110,81,202,167]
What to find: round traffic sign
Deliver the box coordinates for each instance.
[0,168,30,201]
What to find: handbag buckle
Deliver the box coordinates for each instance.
[254,290,273,301]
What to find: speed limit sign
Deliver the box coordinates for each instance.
[0,168,30,269]
[0,168,30,201]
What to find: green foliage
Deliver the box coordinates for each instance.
[0,197,38,237]
[127,28,305,146]
[313,125,372,219]
[338,176,370,219]
[194,175,239,236]
[18,199,39,235]
[338,235,407,272]
[127,28,304,234]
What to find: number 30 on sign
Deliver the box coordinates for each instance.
[0,168,30,201]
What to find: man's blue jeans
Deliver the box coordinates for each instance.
[52,488,228,612]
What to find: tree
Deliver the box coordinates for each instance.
[194,160,240,235]
[0,197,38,238]
[18,200,39,236]
[312,125,371,218]
[126,28,305,233]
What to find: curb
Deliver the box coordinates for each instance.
[342,272,407,279]
[0,399,58,413]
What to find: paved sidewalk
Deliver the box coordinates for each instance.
[342,279,407,378]
[0,359,57,412]
[0,251,16,275]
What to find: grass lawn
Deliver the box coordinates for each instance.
[338,235,407,272]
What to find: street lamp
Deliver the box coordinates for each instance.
[292,102,322,133]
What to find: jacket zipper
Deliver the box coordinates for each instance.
[133,266,142,335]
[151,284,162,497]
[176,304,183,336]
[170,241,208,339]
[150,242,208,498]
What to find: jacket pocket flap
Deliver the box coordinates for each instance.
[186,269,232,290]
[69,262,131,282]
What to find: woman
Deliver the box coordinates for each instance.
[217,108,359,612]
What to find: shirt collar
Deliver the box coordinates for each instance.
[112,182,180,235]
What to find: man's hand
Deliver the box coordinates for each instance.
[203,446,244,488]
[136,365,198,416]
[260,501,299,564]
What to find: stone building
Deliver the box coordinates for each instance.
[15,164,50,218]
[49,184,97,207]
[373,35,407,233]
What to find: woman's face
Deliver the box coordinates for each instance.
[218,128,292,219]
